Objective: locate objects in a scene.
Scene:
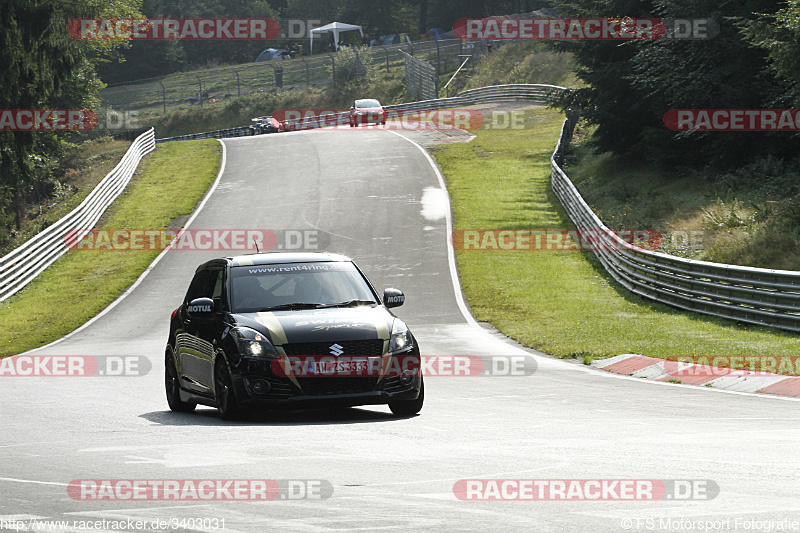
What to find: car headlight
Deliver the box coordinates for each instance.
[389,320,413,353]
[232,327,278,358]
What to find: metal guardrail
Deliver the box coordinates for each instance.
[156,126,255,143]
[550,116,800,333]
[0,128,156,303]
[156,84,566,142]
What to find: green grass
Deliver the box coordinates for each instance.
[434,107,799,365]
[0,139,221,356]
[461,42,577,91]
[565,127,800,270]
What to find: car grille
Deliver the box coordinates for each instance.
[296,376,379,396]
[282,339,384,357]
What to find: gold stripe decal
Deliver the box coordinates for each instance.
[256,312,288,346]
[374,318,390,340]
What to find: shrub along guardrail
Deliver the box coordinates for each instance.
[0,128,156,303]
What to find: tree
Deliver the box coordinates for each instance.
[0,0,142,232]
[548,0,798,168]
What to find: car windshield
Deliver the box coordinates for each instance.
[230,262,378,313]
[355,99,381,108]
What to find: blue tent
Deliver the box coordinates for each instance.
[425,27,448,40]
[255,48,283,62]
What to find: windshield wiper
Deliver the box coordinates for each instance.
[257,302,323,312]
[316,299,377,309]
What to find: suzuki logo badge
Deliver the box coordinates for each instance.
[329,343,344,356]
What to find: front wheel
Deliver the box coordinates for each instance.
[165,349,195,413]
[388,376,424,417]
[214,354,244,420]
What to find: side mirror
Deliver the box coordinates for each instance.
[187,297,215,315]
[383,288,405,308]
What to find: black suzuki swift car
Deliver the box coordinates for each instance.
[165,252,423,420]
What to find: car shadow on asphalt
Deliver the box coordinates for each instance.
[140,407,409,426]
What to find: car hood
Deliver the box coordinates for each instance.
[232,306,394,346]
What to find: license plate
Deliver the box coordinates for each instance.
[309,358,374,375]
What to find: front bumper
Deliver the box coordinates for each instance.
[353,113,385,125]
[230,350,421,409]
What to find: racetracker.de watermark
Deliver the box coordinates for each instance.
[2,517,228,532]
[68,18,279,40]
[664,109,800,131]
[276,108,486,131]
[0,109,98,131]
[452,18,717,40]
[454,479,718,501]
[0,355,150,377]
[666,355,800,376]
[64,229,326,252]
[452,229,662,251]
[68,479,332,501]
[269,354,536,378]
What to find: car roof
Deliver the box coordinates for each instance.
[226,252,352,268]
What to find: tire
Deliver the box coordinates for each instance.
[214,354,243,421]
[388,376,424,417]
[349,120,355,128]
[165,349,195,413]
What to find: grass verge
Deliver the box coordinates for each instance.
[434,107,799,369]
[0,139,221,356]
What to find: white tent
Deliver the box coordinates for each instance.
[310,22,363,52]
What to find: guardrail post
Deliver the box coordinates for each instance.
[301,57,310,86]
[196,76,203,106]
[158,80,166,113]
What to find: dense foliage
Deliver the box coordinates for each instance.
[549,0,800,168]
[0,0,142,238]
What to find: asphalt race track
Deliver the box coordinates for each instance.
[3,127,800,532]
